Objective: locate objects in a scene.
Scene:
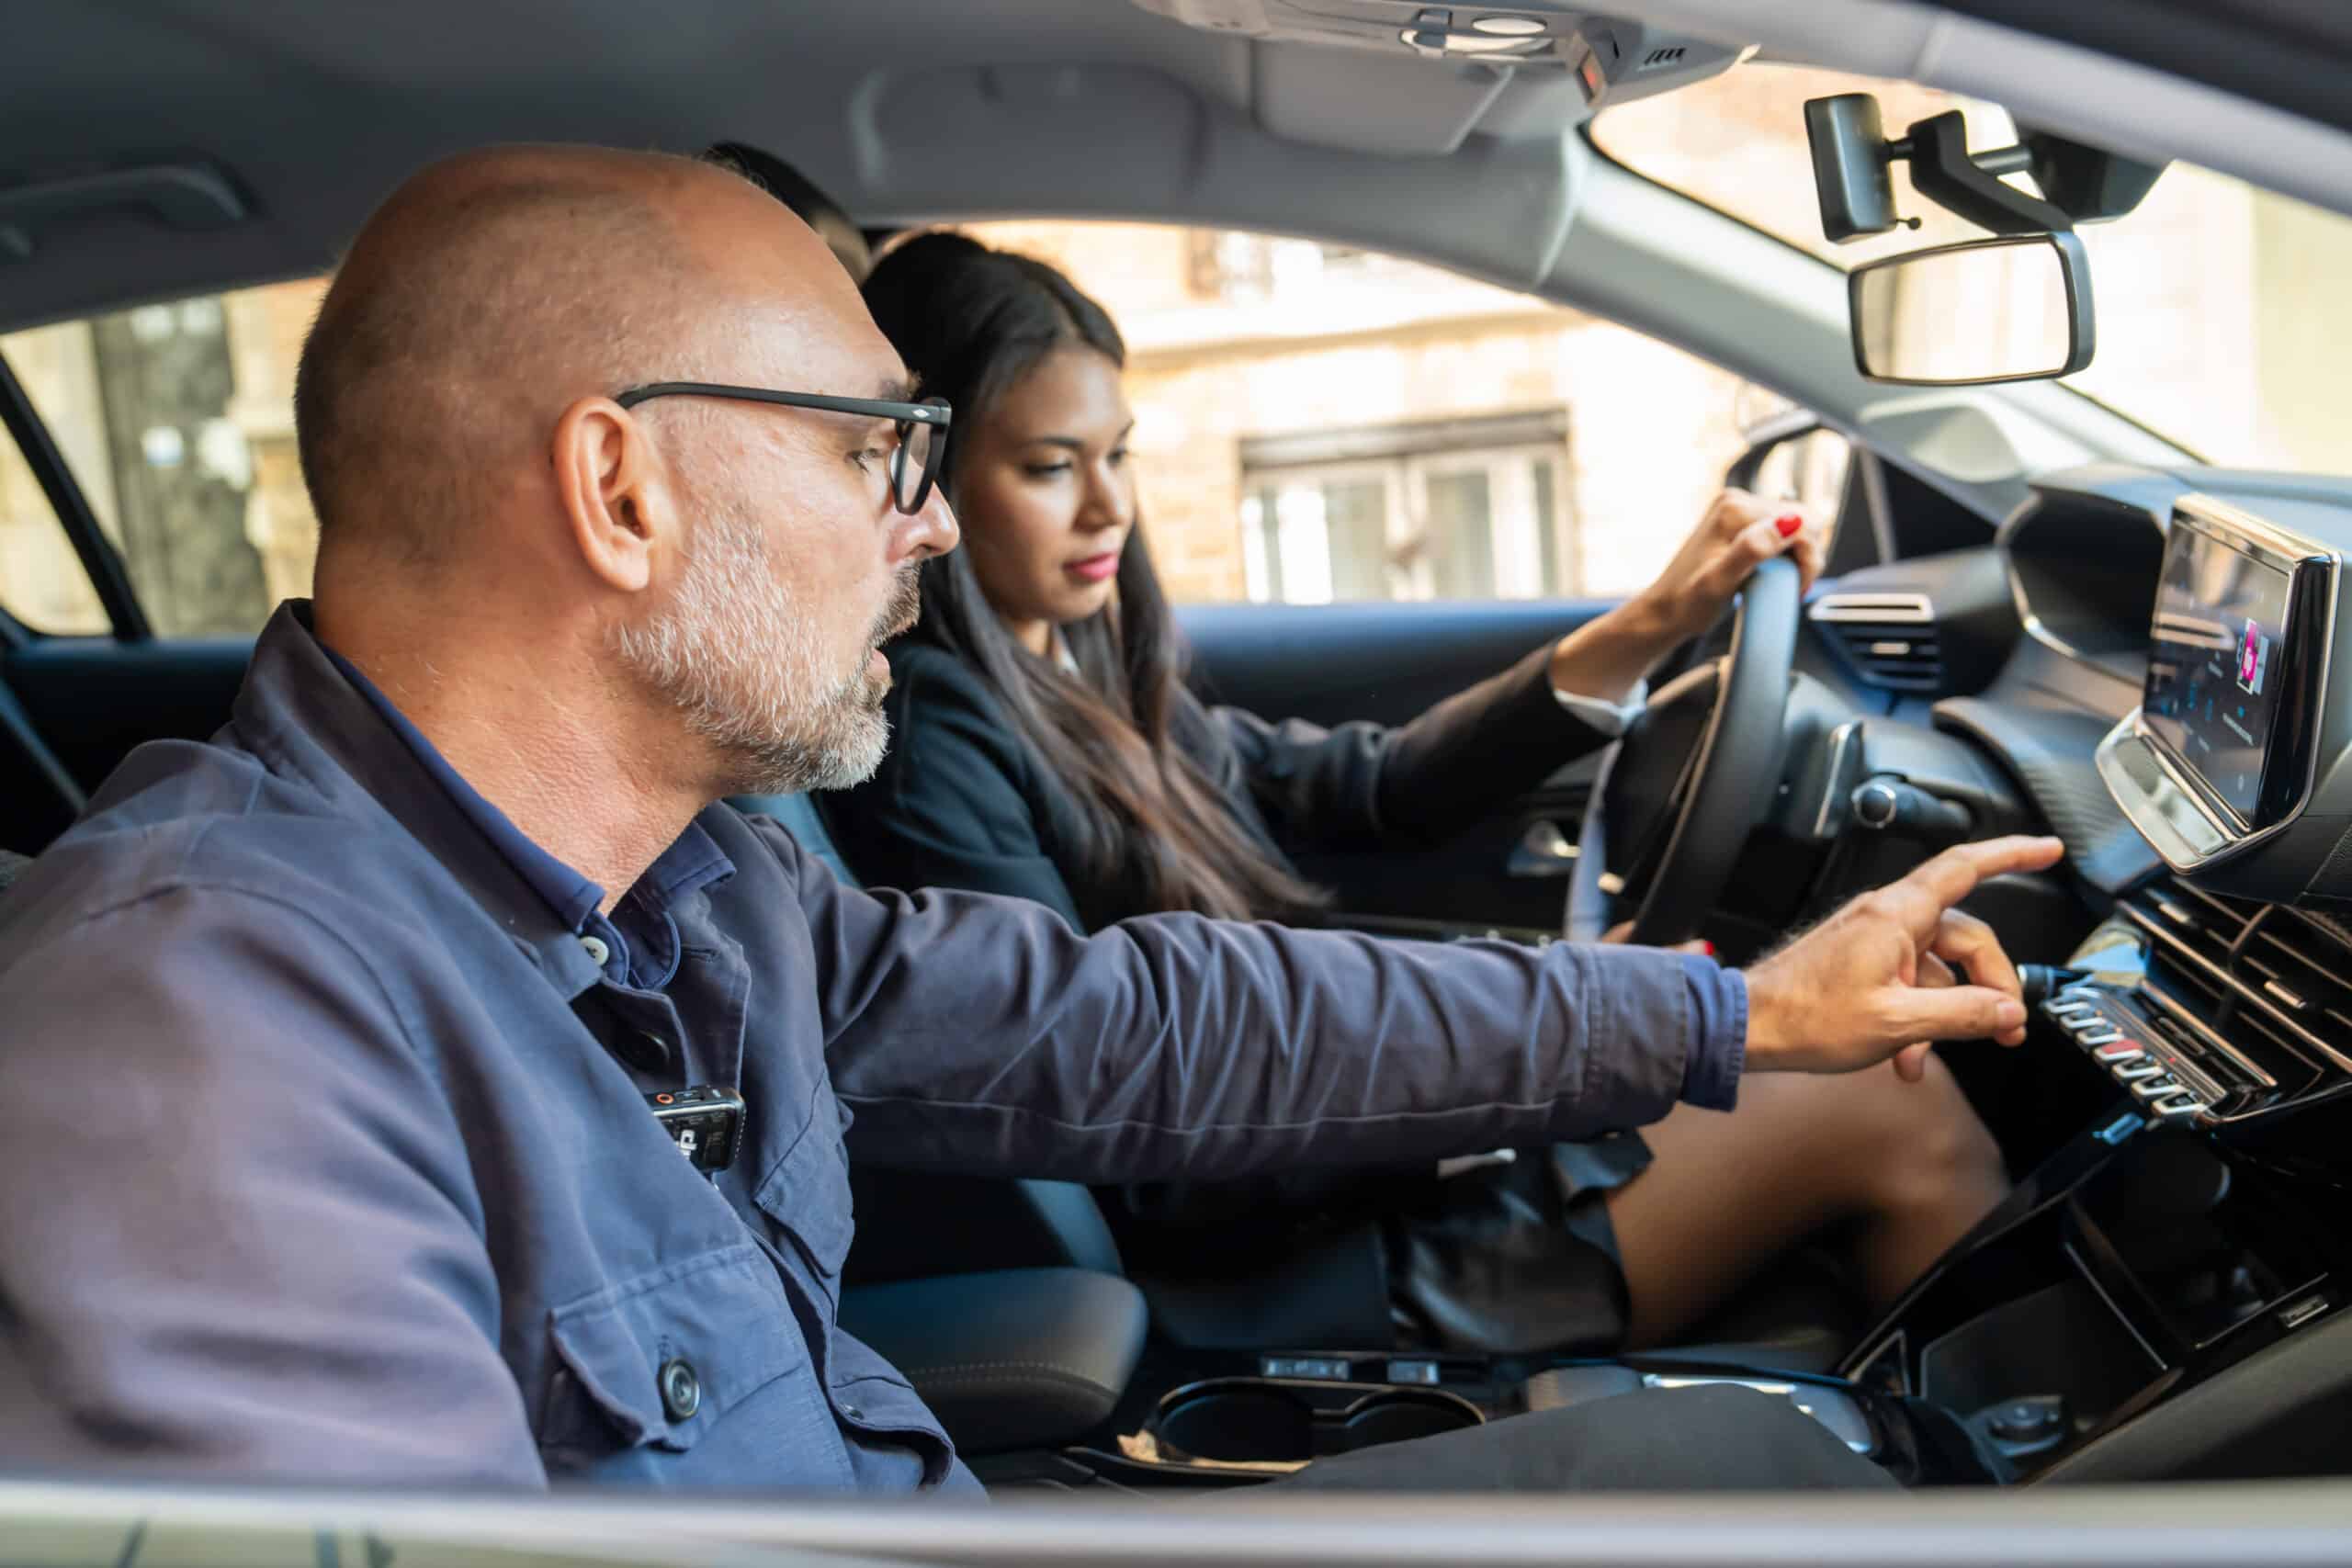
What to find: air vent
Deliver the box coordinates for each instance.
[2142,882,2262,959]
[1809,592,1946,694]
[2124,883,2252,1010]
[2245,912,2352,1040]
[2121,880,2352,1077]
[1642,45,1687,66]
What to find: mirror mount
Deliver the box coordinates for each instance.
[1900,111,2074,236]
[1804,95,2168,244]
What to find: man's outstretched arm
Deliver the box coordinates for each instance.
[789,818,2061,1182]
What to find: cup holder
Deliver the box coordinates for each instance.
[1340,1393,1480,1449]
[1159,1385,1316,1463]
[1152,1379,1483,1467]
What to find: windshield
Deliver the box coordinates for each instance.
[1595,64,2352,475]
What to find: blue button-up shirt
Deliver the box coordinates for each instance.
[0,603,1744,1492]
[321,644,730,993]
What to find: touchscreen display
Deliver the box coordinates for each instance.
[2144,521,2296,819]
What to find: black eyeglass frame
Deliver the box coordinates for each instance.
[614,381,952,515]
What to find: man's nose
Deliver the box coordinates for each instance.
[900,486,959,561]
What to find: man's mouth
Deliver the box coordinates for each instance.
[873,569,922,646]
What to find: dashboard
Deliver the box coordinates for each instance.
[1784,463,2352,1486]
[1990,468,2352,1132]
[1999,471,2352,905]
[1803,463,2352,1137]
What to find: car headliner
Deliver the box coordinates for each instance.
[5,0,2352,341]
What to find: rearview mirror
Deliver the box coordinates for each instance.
[1849,232,2094,385]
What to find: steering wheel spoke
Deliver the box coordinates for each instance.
[1566,557,1804,949]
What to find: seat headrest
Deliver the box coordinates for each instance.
[707,141,873,283]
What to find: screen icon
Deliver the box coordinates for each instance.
[2238,618,2270,695]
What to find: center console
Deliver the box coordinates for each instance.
[975,1341,1905,1493]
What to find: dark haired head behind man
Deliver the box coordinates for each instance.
[0,144,2058,1494]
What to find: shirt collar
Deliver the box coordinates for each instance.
[321,642,614,933]
[233,603,734,997]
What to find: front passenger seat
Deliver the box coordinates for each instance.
[737,790,1403,1350]
[729,789,1126,1285]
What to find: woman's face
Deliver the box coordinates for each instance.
[953,344,1136,653]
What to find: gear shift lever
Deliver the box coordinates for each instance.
[2018,964,2085,1010]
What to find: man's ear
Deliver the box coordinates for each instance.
[550,398,673,594]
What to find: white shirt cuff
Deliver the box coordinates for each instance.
[1551,676,1647,737]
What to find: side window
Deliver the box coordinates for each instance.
[0,328,108,634]
[0,278,327,638]
[959,221,1829,604]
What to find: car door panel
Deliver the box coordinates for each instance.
[1178,598,1619,934]
[5,636,251,794]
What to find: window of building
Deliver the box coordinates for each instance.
[1238,413,1574,604]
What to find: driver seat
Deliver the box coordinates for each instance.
[729,791,1124,1278]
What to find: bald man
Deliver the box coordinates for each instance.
[0,146,2061,1495]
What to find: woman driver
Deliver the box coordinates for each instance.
[828,231,2008,1353]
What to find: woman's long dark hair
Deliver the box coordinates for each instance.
[863,232,1326,923]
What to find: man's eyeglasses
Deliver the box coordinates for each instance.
[615,383,952,515]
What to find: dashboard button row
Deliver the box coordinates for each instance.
[2041,987,2211,1124]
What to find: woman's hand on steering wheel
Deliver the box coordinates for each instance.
[1548,488,1828,701]
[1633,488,1829,643]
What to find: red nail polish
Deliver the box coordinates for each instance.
[1702,940,1716,957]
[1775,514,1803,537]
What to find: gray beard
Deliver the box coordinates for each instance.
[610,505,914,797]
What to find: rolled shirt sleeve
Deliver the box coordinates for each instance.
[1677,948,1747,1111]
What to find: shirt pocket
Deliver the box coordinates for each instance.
[537,1243,810,1468]
[752,1097,854,1280]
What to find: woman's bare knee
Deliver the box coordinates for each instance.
[1857,1055,2006,1218]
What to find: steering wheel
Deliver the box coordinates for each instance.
[1566,555,1802,948]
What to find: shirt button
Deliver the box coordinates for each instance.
[659,1358,701,1421]
[840,1401,865,1422]
[580,934,611,968]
